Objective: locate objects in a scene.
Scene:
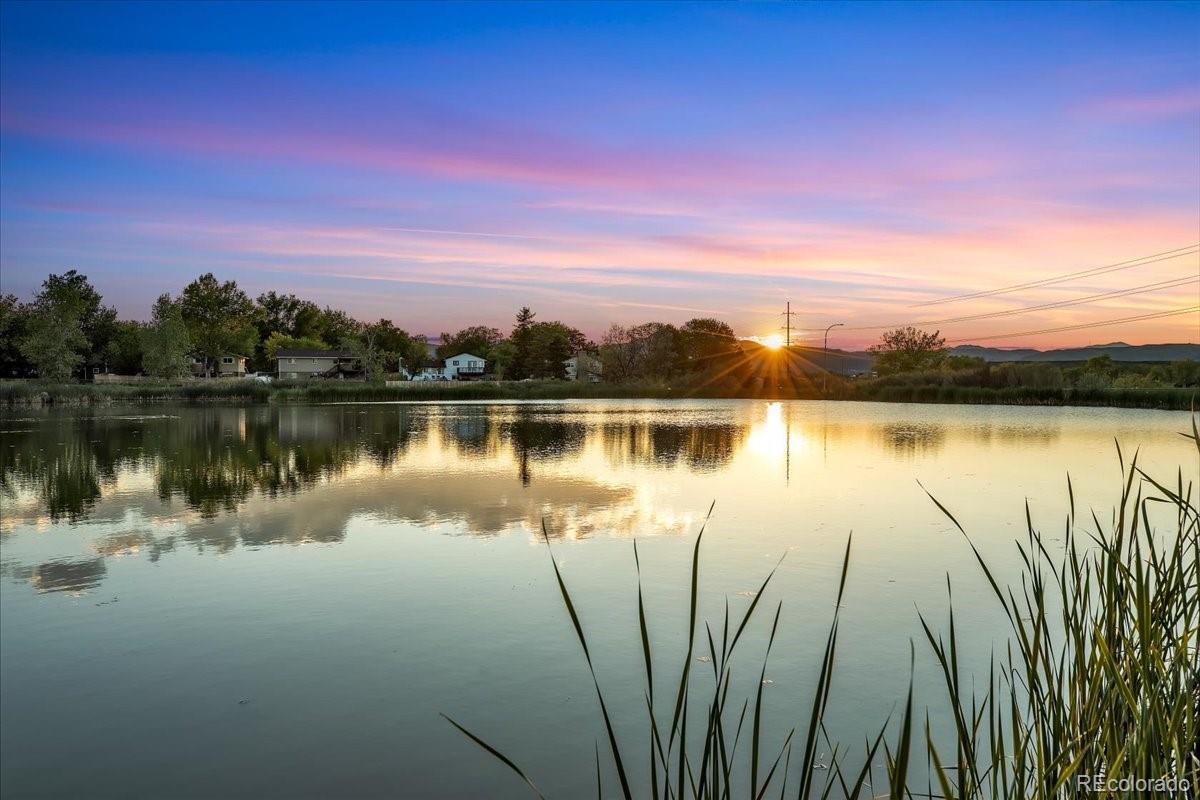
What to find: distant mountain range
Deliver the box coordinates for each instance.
[946,342,1200,363]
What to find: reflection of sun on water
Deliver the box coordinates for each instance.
[747,402,806,461]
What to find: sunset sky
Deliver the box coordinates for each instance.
[1,1,1197,347]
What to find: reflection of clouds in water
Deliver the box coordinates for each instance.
[92,529,177,562]
[1,557,107,595]
[1,401,1115,596]
[183,468,640,552]
[0,467,651,591]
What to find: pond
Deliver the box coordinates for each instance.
[0,400,1192,798]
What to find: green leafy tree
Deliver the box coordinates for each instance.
[525,321,586,378]
[252,291,321,370]
[311,306,361,346]
[356,319,428,377]
[1082,354,1119,380]
[487,339,517,379]
[263,332,328,365]
[868,327,947,375]
[344,331,388,382]
[179,274,257,375]
[255,291,319,338]
[102,320,145,374]
[0,294,34,378]
[1169,359,1200,387]
[142,294,192,378]
[34,270,118,372]
[21,300,87,382]
[507,307,537,379]
[438,326,503,360]
[525,324,572,379]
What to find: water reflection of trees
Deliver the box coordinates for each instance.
[877,422,948,458]
[600,422,742,471]
[1,408,755,525]
[1,408,426,523]
[876,420,1061,458]
[504,410,587,486]
[0,414,143,522]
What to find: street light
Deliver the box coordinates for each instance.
[823,323,844,395]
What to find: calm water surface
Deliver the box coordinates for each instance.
[0,400,1192,798]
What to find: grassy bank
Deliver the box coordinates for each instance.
[1,377,1193,409]
[0,379,272,406]
[270,379,675,403]
[839,382,1193,409]
[446,432,1200,798]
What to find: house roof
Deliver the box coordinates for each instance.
[443,352,485,361]
[276,348,355,359]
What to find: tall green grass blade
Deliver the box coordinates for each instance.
[440,713,546,800]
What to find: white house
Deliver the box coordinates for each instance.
[565,352,602,382]
[416,352,487,381]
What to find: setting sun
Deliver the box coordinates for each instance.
[762,334,784,349]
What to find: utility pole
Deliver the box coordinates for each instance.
[823,323,844,395]
[779,301,803,349]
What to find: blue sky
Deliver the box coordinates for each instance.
[2,1,1197,344]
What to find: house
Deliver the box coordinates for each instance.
[190,354,248,377]
[416,359,448,380]
[444,352,486,379]
[275,348,359,380]
[416,352,487,380]
[565,352,602,382]
[218,355,249,377]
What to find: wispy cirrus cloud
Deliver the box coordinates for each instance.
[2,4,1197,347]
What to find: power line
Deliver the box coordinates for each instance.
[946,306,1199,344]
[842,274,1199,332]
[912,244,1199,308]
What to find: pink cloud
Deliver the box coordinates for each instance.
[1082,87,1200,120]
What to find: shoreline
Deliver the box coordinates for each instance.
[1,379,1193,411]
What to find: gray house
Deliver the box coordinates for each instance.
[276,348,358,380]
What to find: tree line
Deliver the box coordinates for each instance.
[0,270,744,382]
[863,325,1200,388]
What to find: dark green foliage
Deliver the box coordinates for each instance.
[142,294,192,378]
[33,270,119,371]
[102,320,145,375]
[507,307,538,379]
[21,296,88,382]
[504,309,587,380]
[0,294,34,378]
[437,325,504,360]
[179,273,257,374]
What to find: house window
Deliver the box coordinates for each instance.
[290,358,296,364]
[222,357,234,364]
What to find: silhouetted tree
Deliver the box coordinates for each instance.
[868,327,946,375]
